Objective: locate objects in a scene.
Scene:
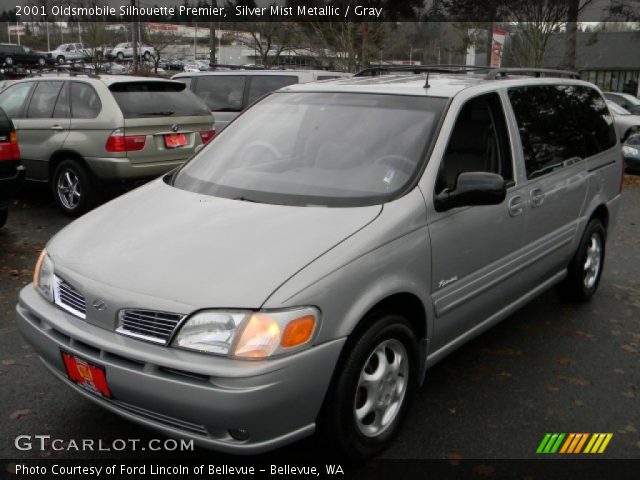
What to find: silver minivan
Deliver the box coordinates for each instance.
[0,75,214,215]
[17,69,622,458]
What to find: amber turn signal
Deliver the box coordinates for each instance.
[281,315,315,348]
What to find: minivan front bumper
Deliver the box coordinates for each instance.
[16,285,344,454]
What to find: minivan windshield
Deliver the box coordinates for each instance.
[173,92,446,207]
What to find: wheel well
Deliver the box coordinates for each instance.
[590,204,609,231]
[350,293,427,341]
[49,151,86,181]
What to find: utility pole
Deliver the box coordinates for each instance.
[131,0,138,73]
[209,0,217,67]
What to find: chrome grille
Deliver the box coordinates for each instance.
[53,276,86,319]
[117,309,185,345]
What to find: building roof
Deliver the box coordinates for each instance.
[542,31,640,70]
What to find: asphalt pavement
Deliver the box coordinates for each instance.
[1,179,639,461]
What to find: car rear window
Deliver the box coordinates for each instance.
[194,75,246,111]
[0,107,13,134]
[110,81,210,118]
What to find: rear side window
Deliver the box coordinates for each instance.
[194,75,246,112]
[27,81,64,118]
[0,107,13,133]
[53,82,70,118]
[246,76,298,105]
[71,82,101,119]
[509,85,616,179]
[110,81,210,118]
[0,82,35,118]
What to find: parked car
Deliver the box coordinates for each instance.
[622,134,640,172]
[172,69,351,130]
[15,69,622,457]
[0,74,214,216]
[0,106,23,228]
[0,43,47,67]
[46,43,92,65]
[606,100,640,142]
[107,42,153,61]
[603,91,640,115]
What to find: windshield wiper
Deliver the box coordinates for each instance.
[135,111,175,116]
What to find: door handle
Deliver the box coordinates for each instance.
[530,188,545,208]
[508,195,524,217]
[50,125,64,131]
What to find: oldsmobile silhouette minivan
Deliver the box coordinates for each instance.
[17,67,622,458]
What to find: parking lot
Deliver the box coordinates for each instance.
[1,177,639,461]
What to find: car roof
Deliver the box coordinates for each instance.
[277,73,599,99]
[6,75,183,87]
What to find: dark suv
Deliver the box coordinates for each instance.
[0,107,23,228]
[0,43,46,67]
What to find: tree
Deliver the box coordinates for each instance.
[561,0,596,70]
[507,0,567,67]
[145,26,180,74]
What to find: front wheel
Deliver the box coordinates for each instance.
[52,160,98,217]
[4,56,14,66]
[56,55,65,65]
[116,52,124,61]
[318,312,418,458]
[143,51,151,61]
[559,218,606,302]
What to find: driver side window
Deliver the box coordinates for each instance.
[436,93,513,194]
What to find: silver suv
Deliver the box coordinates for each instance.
[0,74,214,215]
[16,68,622,457]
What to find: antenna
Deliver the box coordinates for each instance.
[424,71,430,88]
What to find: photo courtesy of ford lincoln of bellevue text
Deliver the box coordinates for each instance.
[1,1,640,479]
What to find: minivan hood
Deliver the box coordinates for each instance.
[47,179,382,309]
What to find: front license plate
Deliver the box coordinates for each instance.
[61,351,111,398]
[164,133,187,148]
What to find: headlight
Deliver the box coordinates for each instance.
[33,249,54,301]
[172,307,319,359]
[622,145,640,158]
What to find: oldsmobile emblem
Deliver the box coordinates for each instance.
[92,299,107,311]
[171,124,179,132]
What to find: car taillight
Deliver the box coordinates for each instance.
[0,131,20,161]
[199,129,216,144]
[105,128,146,152]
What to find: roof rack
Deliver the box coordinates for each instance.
[354,64,489,77]
[484,68,581,80]
[354,64,581,80]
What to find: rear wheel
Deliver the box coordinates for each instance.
[318,312,418,458]
[4,56,14,66]
[116,52,124,61]
[143,51,151,61]
[56,55,65,65]
[52,160,97,217]
[559,218,606,301]
[37,57,46,66]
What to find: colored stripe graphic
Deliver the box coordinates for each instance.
[538,433,613,454]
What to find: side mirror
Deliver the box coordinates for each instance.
[435,172,506,211]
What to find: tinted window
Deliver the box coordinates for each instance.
[0,82,35,118]
[509,85,616,179]
[0,107,13,134]
[318,75,342,80]
[437,93,513,193]
[174,92,446,207]
[53,82,70,118]
[246,76,298,105]
[71,82,101,119]
[175,77,192,89]
[27,81,64,118]
[194,75,246,111]
[110,81,209,118]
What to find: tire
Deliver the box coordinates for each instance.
[37,57,46,66]
[0,207,7,228]
[4,56,14,66]
[116,52,124,61]
[52,160,98,217]
[143,51,151,61]
[318,312,418,458]
[559,218,606,302]
[56,55,65,65]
